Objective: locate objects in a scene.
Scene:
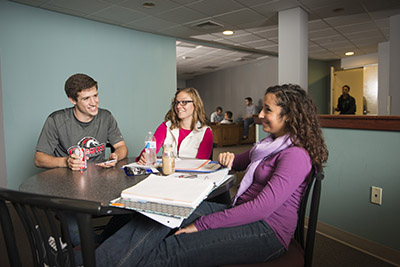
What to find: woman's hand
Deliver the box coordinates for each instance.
[174,223,198,235]
[218,152,235,170]
[137,152,146,165]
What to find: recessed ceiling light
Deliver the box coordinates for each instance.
[142,2,155,8]
[223,30,234,35]
[345,51,354,56]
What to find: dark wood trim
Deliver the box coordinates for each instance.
[318,115,400,132]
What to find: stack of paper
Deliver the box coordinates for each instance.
[121,174,214,208]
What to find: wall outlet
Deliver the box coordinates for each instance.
[371,186,382,205]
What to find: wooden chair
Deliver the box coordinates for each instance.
[225,166,325,267]
[0,187,112,267]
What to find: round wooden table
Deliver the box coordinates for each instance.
[20,158,236,208]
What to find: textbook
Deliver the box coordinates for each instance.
[120,174,214,208]
[174,159,221,173]
[110,169,230,227]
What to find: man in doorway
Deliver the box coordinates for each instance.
[335,85,356,115]
[243,97,257,139]
[35,73,128,170]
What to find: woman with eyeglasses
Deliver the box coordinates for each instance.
[94,84,328,266]
[137,87,213,164]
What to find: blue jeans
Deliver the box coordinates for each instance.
[65,213,132,247]
[95,201,285,267]
[243,117,254,137]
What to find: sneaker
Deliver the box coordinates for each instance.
[35,225,70,266]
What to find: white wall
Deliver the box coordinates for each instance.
[187,57,278,121]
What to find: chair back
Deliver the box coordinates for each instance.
[295,165,325,267]
[223,166,325,267]
[0,187,110,267]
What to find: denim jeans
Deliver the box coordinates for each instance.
[243,117,254,137]
[95,201,285,267]
[65,213,133,247]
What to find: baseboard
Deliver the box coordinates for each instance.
[314,220,400,266]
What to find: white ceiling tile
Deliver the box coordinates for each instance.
[252,28,278,39]
[336,21,377,34]
[310,35,348,45]
[161,25,204,38]
[323,13,370,27]
[191,34,222,41]
[90,6,146,24]
[157,6,207,24]
[308,19,331,31]
[309,28,340,39]
[45,0,111,15]
[252,0,299,17]
[124,16,178,31]
[119,0,179,16]
[344,29,385,41]
[370,8,400,20]
[225,33,263,43]
[40,3,88,17]
[187,0,245,16]
[243,39,276,49]
[214,8,266,25]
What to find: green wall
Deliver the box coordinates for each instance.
[320,128,400,251]
[0,1,176,189]
[308,59,331,114]
[259,126,400,251]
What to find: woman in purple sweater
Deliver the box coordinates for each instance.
[95,84,329,266]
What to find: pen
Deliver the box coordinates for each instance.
[178,174,197,178]
[96,159,117,166]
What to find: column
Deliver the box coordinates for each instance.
[278,7,308,90]
[389,14,400,115]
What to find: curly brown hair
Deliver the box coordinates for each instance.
[64,73,98,101]
[164,88,209,130]
[265,84,328,166]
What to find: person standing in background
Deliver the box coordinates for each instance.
[335,85,356,115]
[243,97,257,139]
[210,106,224,123]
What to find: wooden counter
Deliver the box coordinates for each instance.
[318,115,400,132]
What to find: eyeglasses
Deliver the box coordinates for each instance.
[174,100,193,106]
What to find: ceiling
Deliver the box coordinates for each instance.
[11,0,400,79]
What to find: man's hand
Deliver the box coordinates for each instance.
[96,153,118,168]
[67,153,86,171]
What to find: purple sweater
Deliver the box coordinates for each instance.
[194,146,312,249]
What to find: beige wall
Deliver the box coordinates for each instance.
[363,65,378,115]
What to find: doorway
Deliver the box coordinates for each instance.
[331,68,364,115]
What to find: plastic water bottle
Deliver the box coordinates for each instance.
[144,131,157,165]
